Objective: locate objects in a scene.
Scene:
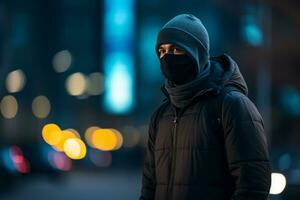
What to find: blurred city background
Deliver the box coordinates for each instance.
[0,0,299,199]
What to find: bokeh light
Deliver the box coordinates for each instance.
[241,15,263,46]
[5,69,26,93]
[53,130,79,151]
[104,53,134,114]
[92,128,123,151]
[270,173,287,195]
[110,129,123,150]
[63,138,87,160]
[52,50,72,73]
[278,153,292,171]
[67,128,81,138]
[65,72,87,96]
[32,95,51,119]
[0,95,18,119]
[121,126,141,148]
[48,151,72,171]
[84,126,101,148]
[87,72,104,96]
[42,123,62,145]
[9,146,31,174]
[2,145,31,174]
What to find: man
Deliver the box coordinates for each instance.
[139,14,271,200]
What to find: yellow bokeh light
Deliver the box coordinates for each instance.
[110,129,123,150]
[92,128,123,151]
[66,128,81,138]
[42,123,61,145]
[84,126,100,148]
[53,130,78,151]
[64,138,86,160]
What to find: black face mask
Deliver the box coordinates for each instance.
[160,54,198,85]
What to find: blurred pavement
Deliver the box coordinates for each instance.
[0,169,142,200]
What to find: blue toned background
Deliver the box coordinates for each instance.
[0,0,299,199]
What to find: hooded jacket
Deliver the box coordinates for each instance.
[140,14,271,200]
[140,54,271,200]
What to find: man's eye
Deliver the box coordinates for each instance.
[174,48,184,53]
[159,49,165,54]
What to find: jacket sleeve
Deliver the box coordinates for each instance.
[139,109,159,200]
[222,92,271,200]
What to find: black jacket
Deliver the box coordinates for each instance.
[140,54,271,200]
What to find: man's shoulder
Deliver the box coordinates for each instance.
[222,89,263,122]
[222,89,253,108]
[204,86,248,112]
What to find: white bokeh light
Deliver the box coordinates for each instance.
[5,69,26,93]
[0,95,18,119]
[65,72,87,96]
[270,173,287,195]
[52,50,72,73]
[32,95,51,119]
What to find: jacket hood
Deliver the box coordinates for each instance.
[208,54,248,96]
[161,53,248,100]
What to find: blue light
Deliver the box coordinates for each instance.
[104,0,134,48]
[104,52,134,114]
[1,148,17,174]
[278,153,292,171]
[103,0,135,114]
[280,86,300,116]
[139,21,162,82]
[289,169,300,184]
[241,15,263,46]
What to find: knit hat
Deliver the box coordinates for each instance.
[156,14,210,73]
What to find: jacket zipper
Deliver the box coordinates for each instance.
[162,88,215,199]
[167,110,179,200]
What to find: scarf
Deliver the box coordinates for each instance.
[164,62,212,108]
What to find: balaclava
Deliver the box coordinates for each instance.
[156,14,211,108]
[156,14,210,84]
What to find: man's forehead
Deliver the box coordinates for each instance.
[158,43,175,49]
